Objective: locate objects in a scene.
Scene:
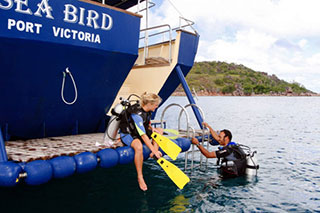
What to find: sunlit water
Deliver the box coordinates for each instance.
[1,96,320,212]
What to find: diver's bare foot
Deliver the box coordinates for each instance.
[138,176,148,191]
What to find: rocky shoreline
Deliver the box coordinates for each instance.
[180,61,318,97]
[172,90,319,97]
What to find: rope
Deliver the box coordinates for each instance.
[61,67,78,105]
[166,0,185,18]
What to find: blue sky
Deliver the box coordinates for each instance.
[133,0,320,93]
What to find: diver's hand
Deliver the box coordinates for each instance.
[202,122,209,128]
[150,150,162,159]
[155,151,162,159]
[191,137,199,145]
[152,127,163,134]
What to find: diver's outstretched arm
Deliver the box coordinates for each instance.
[191,137,217,158]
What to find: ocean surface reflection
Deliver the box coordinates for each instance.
[1,96,320,212]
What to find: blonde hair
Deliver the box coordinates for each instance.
[140,92,162,106]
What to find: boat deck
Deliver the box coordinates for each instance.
[5,129,204,163]
[178,129,210,137]
[5,133,112,162]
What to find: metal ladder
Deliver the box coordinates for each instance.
[159,103,211,172]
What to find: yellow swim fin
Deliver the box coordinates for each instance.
[163,129,180,140]
[151,132,181,160]
[157,157,190,189]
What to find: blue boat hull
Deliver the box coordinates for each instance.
[0,0,141,140]
[158,31,200,106]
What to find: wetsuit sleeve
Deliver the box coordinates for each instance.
[215,147,232,158]
[131,113,146,136]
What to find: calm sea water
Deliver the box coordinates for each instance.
[1,96,320,212]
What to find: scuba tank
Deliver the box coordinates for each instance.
[246,151,259,176]
[218,143,248,178]
[103,94,140,146]
[103,102,124,146]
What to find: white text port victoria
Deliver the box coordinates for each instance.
[53,27,101,44]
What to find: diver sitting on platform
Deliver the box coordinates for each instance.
[119,92,163,191]
[191,122,247,178]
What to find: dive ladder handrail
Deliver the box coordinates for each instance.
[160,103,190,137]
[160,103,190,128]
[178,104,205,131]
[180,104,212,171]
[184,126,196,170]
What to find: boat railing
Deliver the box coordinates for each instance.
[136,0,197,65]
[175,16,198,35]
[136,0,155,13]
[139,24,173,65]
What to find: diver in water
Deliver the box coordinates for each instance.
[119,92,163,191]
[191,122,247,178]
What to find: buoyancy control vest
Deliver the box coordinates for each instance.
[119,103,152,138]
[217,143,247,178]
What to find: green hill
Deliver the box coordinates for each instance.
[175,61,315,96]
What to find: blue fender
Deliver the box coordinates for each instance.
[176,138,191,152]
[49,156,76,178]
[73,152,98,174]
[195,135,219,146]
[0,162,22,187]
[97,149,119,168]
[209,138,219,146]
[24,160,53,185]
[116,146,134,165]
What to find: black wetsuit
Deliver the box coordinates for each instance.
[216,142,247,178]
[119,104,152,145]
